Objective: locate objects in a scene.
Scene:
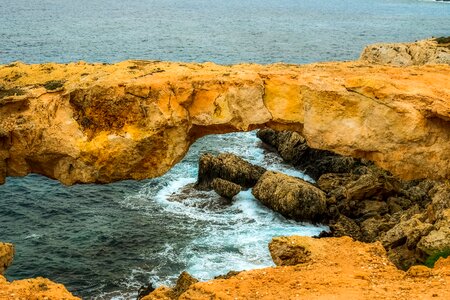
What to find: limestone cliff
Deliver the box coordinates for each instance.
[0,59,449,185]
[360,37,450,66]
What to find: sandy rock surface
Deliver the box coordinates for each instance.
[145,236,450,300]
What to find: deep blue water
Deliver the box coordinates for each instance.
[0,0,449,299]
[0,0,449,65]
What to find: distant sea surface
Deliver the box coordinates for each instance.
[0,1,449,299]
[0,0,449,65]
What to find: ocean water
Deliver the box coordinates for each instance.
[0,0,449,299]
[0,0,449,65]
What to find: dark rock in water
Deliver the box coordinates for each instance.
[211,178,241,199]
[252,171,327,222]
[196,153,266,190]
[257,128,365,180]
[256,128,450,271]
[167,183,232,211]
[137,283,155,300]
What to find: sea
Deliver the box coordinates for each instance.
[0,0,448,299]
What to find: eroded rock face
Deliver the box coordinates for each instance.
[257,129,366,180]
[211,178,241,199]
[360,38,450,66]
[252,171,327,222]
[142,271,198,300]
[196,153,265,190]
[0,59,449,185]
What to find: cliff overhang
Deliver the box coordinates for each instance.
[0,60,449,185]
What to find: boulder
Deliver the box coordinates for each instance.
[427,184,450,222]
[252,171,327,222]
[328,214,362,241]
[196,153,266,190]
[418,209,450,255]
[317,173,360,194]
[269,236,312,266]
[380,214,433,250]
[211,178,241,199]
[359,216,395,243]
[356,200,388,219]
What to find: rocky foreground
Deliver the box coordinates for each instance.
[143,236,450,300]
[0,38,449,185]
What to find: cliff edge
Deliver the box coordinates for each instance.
[144,236,450,300]
[360,37,450,66]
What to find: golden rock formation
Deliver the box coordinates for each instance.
[1,60,449,185]
[360,37,450,66]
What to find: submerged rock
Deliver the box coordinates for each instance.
[252,171,327,222]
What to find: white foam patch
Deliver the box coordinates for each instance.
[116,131,327,293]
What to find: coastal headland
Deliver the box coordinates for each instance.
[0,38,449,299]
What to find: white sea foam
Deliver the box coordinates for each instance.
[115,131,327,296]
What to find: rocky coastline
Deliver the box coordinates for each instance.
[0,38,449,299]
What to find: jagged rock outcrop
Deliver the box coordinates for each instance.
[195,153,265,190]
[211,178,241,199]
[144,236,450,300]
[0,242,79,299]
[257,129,364,180]
[142,271,198,300]
[257,128,450,269]
[252,171,327,222]
[360,37,450,66]
[0,59,449,185]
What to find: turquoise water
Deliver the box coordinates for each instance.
[0,0,449,299]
